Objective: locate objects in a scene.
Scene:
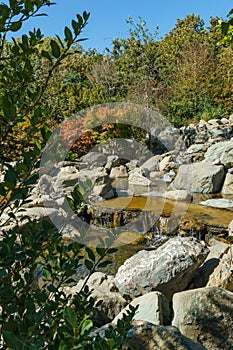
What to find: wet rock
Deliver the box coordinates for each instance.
[92,183,115,199]
[200,198,233,210]
[172,287,233,350]
[114,237,209,300]
[141,189,192,202]
[164,190,193,202]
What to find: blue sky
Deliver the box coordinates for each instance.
[13,0,232,52]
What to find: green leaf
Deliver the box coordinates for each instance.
[85,247,95,262]
[55,34,64,48]
[16,162,28,174]
[83,11,90,22]
[25,173,39,186]
[63,306,77,329]
[97,260,112,268]
[107,248,118,254]
[0,183,6,196]
[10,188,27,202]
[64,26,73,43]
[41,50,52,62]
[2,330,21,348]
[10,21,22,32]
[42,268,51,280]
[84,259,93,270]
[221,21,230,36]
[25,0,33,13]
[96,247,105,257]
[50,39,61,58]
[4,167,18,187]
[76,14,83,26]
[80,319,93,335]
[72,20,81,36]
[34,137,42,150]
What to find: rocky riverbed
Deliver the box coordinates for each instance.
[1,115,233,349]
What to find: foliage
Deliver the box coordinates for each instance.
[0,2,136,349]
[57,103,147,160]
[219,8,233,46]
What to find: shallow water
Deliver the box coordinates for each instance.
[97,196,233,229]
[77,180,233,275]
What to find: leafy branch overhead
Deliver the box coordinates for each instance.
[0,2,135,349]
[219,8,233,45]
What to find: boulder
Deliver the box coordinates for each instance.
[221,117,230,125]
[159,155,173,172]
[114,237,209,300]
[204,141,233,169]
[141,155,161,172]
[229,114,233,123]
[128,170,152,187]
[229,220,233,235]
[186,143,208,154]
[150,171,164,180]
[78,168,110,186]
[208,127,229,139]
[164,190,193,202]
[140,189,192,202]
[112,291,171,326]
[222,172,233,195]
[207,247,233,291]
[122,321,207,350]
[110,165,128,179]
[194,131,208,144]
[105,155,122,173]
[198,119,208,130]
[189,238,229,289]
[168,161,225,194]
[81,152,108,168]
[125,159,140,172]
[92,183,115,199]
[158,126,181,151]
[200,198,233,210]
[65,272,127,326]
[172,287,233,350]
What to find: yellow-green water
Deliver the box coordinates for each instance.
[97,196,233,229]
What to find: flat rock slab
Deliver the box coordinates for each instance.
[200,198,233,210]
